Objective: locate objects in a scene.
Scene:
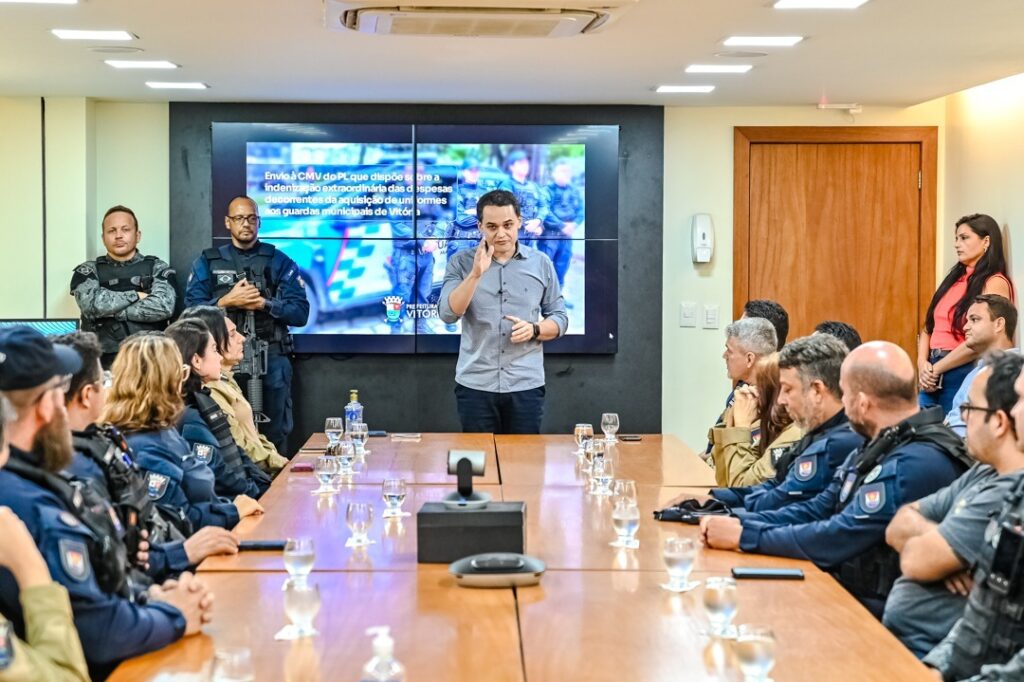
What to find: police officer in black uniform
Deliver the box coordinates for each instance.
[538,157,584,290]
[184,196,310,455]
[70,205,176,367]
[500,150,548,249]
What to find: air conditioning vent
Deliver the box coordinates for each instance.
[325,1,637,37]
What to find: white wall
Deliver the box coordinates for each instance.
[0,98,169,320]
[944,73,1024,303]
[661,101,948,451]
[0,98,44,317]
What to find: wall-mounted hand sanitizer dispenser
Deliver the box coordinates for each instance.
[691,214,714,264]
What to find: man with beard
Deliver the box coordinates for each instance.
[702,341,971,617]
[0,327,212,680]
[185,195,310,454]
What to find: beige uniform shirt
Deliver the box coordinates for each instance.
[0,583,89,682]
[711,421,803,488]
[207,372,288,472]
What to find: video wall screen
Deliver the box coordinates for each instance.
[211,123,618,354]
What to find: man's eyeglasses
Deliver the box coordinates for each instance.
[959,402,1000,419]
[227,214,259,225]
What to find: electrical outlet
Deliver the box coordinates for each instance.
[702,304,720,329]
[679,302,697,328]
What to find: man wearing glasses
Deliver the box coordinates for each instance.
[184,196,310,455]
[883,352,1024,659]
[70,204,177,367]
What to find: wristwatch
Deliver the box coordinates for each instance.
[532,323,541,340]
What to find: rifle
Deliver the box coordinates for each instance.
[236,268,270,423]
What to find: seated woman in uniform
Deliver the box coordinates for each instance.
[101,333,263,532]
[710,352,802,487]
[165,318,270,499]
[178,305,288,473]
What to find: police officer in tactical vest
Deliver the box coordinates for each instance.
[184,196,310,455]
[500,150,549,249]
[70,205,176,367]
[924,361,1024,680]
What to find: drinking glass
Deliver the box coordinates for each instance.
[349,422,370,456]
[381,478,408,518]
[587,438,607,472]
[335,440,356,476]
[590,458,614,496]
[661,535,700,592]
[610,498,640,549]
[612,479,637,508]
[601,412,620,442]
[312,456,337,494]
[346,502,374,546]
[324,417,343,447]
[283,537,315,586]
[212,647,254,681]
[574,423,593,456]
[283,582,321,638]
[703,577,739,638]
[735,625,777,682]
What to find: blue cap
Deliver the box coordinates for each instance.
[506,150,528,164]
[461,156,480,170]
[0,326,82,391]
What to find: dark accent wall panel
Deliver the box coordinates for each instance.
[170,103,663,452]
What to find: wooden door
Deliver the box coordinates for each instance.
[734,127,938,356]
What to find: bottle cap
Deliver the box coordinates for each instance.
[366,626,393,657]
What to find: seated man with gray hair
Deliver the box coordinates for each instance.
[704,317,778,463]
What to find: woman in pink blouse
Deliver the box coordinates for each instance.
[918,213,1014,412]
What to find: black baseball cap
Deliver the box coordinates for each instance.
[0,326,82,391]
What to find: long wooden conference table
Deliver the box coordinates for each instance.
[111,433,931,681]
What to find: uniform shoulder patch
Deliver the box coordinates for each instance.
[58,511,80,528]
[58,538,91,582]
[794,456,817,482]
[146,472,170,500]
[192,443,214,464]
[864,465,883,484]
[0,621,12,670]
[770,444,794,467]
[858,482,887,513]
[76,264,94,276]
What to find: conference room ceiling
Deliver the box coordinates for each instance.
[1,0,1023,106]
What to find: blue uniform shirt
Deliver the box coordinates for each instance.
[737,438,966,569]
[713,410,862,513]
[183,241,310,328]
[125,428,240,530]
[0,450,186,679]
[179,405,265,499]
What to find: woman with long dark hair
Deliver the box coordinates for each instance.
[918,213,1014,411]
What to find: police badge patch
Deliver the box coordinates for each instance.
[192,443,213,465]
[146,472,170,500]
[859,483,886,513]
[76,265,92,276]
[217,274,234,285]
[770,445,793,467]
[58,538,91,582]
[864,465,883,484]
[794,457,817,481]
[839,474,857,504]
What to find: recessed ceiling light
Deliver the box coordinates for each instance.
[774,0,868,8]
[656,85,715,94]
[52,29,135,41]
[145,81,207,90]
[686,64,752,74]
[0,0,77,4]
[723,36,803,47]
[105,60,178,69]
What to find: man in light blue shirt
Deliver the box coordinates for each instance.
[944,294,1017,436]
[439,189,568,434]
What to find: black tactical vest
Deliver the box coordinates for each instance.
[203,243,282,342]
[6,455,136,599]
[189,389,271,496]
[80,255,167,349]
[833,408,969,605]
[946,478,1024,680]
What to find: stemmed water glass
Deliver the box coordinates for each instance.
[660,535,700,592]
[283,537,315,588]
[349,422,370,456]
[312,456,338,494]
[574,423,594,456]
[283,582,321,638]
[703,577,739,638]
[381,478,408,518]
[734,625,777,682]
[346,502,374,547]
[324,417,343,447]
[601,413,620,442]
[610,497,640,549]
[590,458,615,496]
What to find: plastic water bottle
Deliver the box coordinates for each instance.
[360,626,405,682]
[345,389,364,433]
